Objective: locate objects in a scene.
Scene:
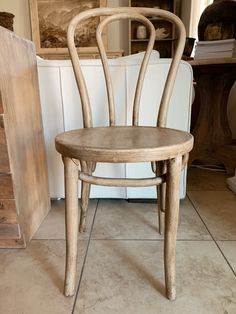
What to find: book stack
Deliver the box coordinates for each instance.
[194,38,236,59]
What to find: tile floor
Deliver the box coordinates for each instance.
[0,167,236,314]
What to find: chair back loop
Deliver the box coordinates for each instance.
[67,7,186,128]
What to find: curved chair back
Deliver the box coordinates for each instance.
[67,7,186,128]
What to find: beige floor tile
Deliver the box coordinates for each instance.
[91,198,210,240]
[187,167,228,191]
[34,199,98,240]
[74,240,236,314]
[188,190,236,240]
[217,241,236,273]
[0,240,87,314]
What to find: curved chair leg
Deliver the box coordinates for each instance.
[157,183,166,235]
[156,161,166,235]
[63,157,79,297]
[79,161,92,233]
[164,156,182,300]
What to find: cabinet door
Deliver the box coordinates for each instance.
[126,60,193,198]
[38,66,65,198]
[60,64,127,198]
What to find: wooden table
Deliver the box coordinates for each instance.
[188,58,236,174]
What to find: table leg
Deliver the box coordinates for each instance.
[189,69,235,173]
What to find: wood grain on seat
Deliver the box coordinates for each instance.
[56,126,193,162]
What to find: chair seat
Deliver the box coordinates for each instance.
[55,126,193,163]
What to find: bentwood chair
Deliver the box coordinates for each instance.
[55,7,194,300]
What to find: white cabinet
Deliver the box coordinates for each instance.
[37,53,193,199]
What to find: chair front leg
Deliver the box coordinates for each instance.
[79,161,92,233]
[63,157,79,297]
[164,155,182,300]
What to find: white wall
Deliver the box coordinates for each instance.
[0,0,31,39]
[180,0,192,36]
[107,0,129,55]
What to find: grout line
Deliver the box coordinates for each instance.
[187,189,228,192]
[187,194,236,278]
[213,242,236,277]
[71,199,100,314]
[31,238,218,242]
[89,238,214,242]
[213,239,236,242]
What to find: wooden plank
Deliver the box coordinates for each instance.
[0,115,10,172]
[0,174,14,199]
[0,237,25,248]
[0,223,20,239]
[0,199,18,224]
[0,27,50,244]
[0,91,3,114]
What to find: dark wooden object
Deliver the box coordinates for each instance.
[188,58,236,174]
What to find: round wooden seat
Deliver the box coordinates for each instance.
[55,126,194,163]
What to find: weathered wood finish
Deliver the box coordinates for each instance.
[64,157,79,296]
[0,199,18,224]
[55,8,194,300]
[67,7,186,128]
[56,126,193,162]
[0,174,14,199]
[0,26,50,247]
[164,156,182,300]
[156,160,167,235]
[79,161,92,232]
[0,115,10,173]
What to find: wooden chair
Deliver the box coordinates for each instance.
[55,7,194,300]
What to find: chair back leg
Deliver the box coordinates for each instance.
[79,161,92,232]
[156,161,167,234]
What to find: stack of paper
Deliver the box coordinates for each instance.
[194,38,236,59]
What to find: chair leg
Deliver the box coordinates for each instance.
[157,183,166,234]
[79,161,92,233]
[156,161,166,235]
[164,156,182,301]
[63,157,79,297]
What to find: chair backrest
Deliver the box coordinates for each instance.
[67,7,186,128]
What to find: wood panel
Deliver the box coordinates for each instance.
[0,224,20,239]
[0,174,14,199]
[0,91,3,113]
[0,199,18,224]
[0,238,25,248]
[0,26,50,246]
[0,115,10,172]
